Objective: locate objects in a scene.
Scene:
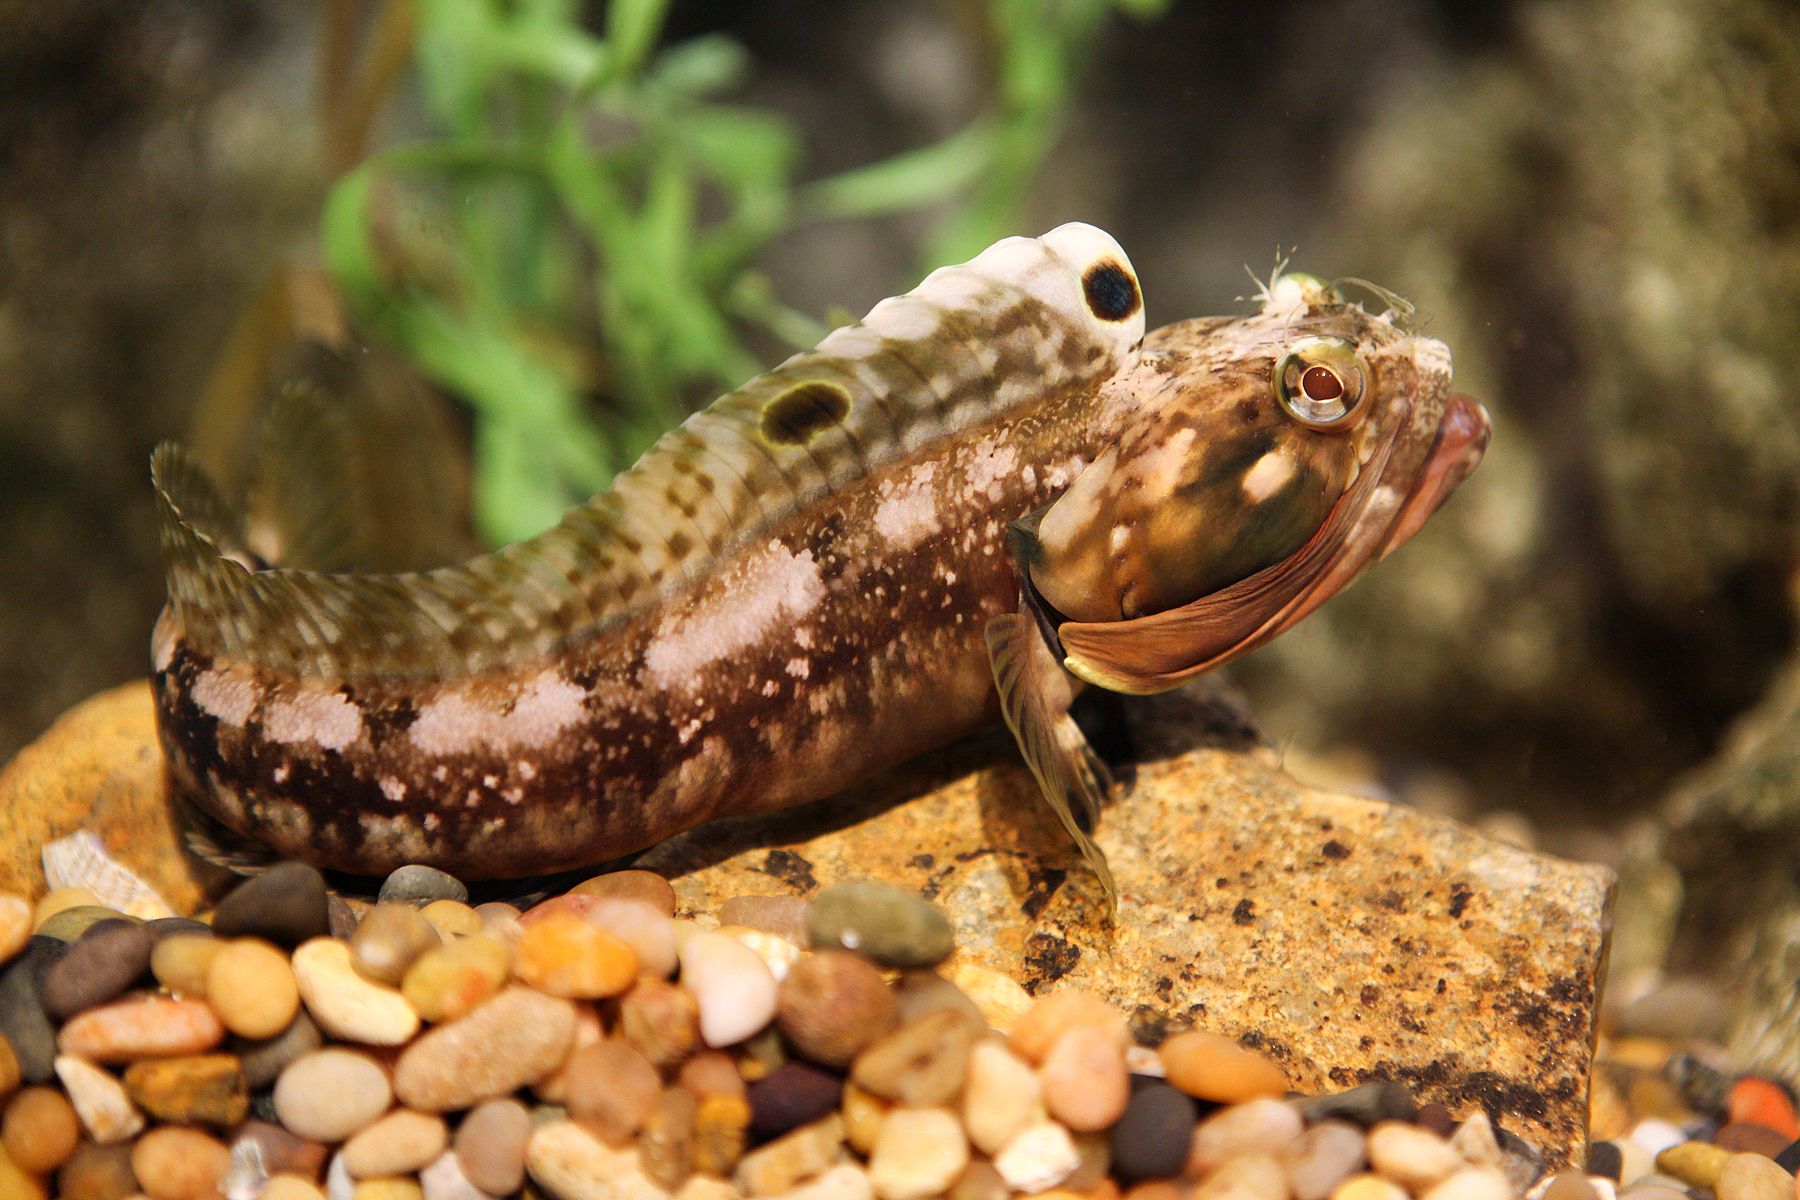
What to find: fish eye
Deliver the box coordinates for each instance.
[1274,336,1367,430]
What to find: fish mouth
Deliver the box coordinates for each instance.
[1056,387,1491,694]
[1379,393,1491,559]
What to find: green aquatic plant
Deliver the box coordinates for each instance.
[321,0,1166,545]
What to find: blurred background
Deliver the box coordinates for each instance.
[3,0,1798,1046]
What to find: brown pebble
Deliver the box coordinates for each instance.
[348,904,440,986]
[122,1054,248,1126]
[393,987,577,1111]
[565,1039,662,1145]
[232,1118,328,1181]
[719,896,812,944]
[893,970,987,1028]
[0,1035,16,1104]
[1415,1103,1456,1137]
[1158,1029,1288,1104]
[131,1126,230,1200]
[1656,1140,1733,1189]
[1715,1153,1794,1200]
[778,949,899,1068]
[640,1086,698,1189]
[571,869,678,916]
[619,975,702,1069]
[1714,1122,1793,1158]
[1541,1171,1600,1200]
[419,899,484,939]
[694,1092,751,1176]
[150,934,225,998]
[851,1008,980,1107]
[1040,1023,1130,1132]
[1010,992,1128,1064]
[56,1141,138,1200]
[679,1050,747,1101]
[2,1085,80,1173]
[455,1097,531,1195]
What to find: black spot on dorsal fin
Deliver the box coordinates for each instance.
[1083,260,1141,323]
[761,381,852,447]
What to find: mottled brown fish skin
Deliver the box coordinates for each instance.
[151,331,1206,878]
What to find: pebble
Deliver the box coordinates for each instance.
[962,1038,1042,1155]
[32,888,100,930]
[1496,1127,1546,1192]
[525,1120,661,1200]
[1159,1030,1288,1104]
[1285,1120,1369,1200]
[842,1081,889,1156]
[273,1048,393,1143]
[513,911,637,999]
[723,925,805,982]
[681,1048,749,1100]
[680,931,779,1047]
[943,960,1035,1035]
[121,1054,248,1126]
[777,950,898,1068]
[55,1141,138,1200]
[132,1126,230,1200]
[1193,1152,1288,1200]
[393,986,576,1111]
[734,1112,846,1195]
[1714,1152,1793,1200]
[2,1084,80,1172]
[995,1119,1082,1193]
[419,900,484,940]
[58,994,225,1062]
[1417,1102,1456,1137]
[349,1181,423,1200]
[349,905,441,987]
[53,1054,143,1144]
[0,945,57,1083]
[1543,1170,1601,1200]
[1728,1079,1800,1140]
[748,1060,845,1141]
[641,1085,698,1189]
[341,1109,449,1178]
[1452,1113,1503,1170]
[0,1036,15,1102]
[291,937,421,1046]
[1628,1118,1688,1159]
[1188,1097,1304,1173]
[892,970,985,1028]
[453,1098,529,1195]
[40,920,154,1019]
[0,895,29,967]
[852,1008,980,1108]
[419,1150,489,1200]
[1654,1140,1732,1189]
[583,896,679,978]
[212,863,331,946]
[236,1009,324,1089]
[401,935,510,1024]
[1422,1168,1517,1200]
[868,1107,968,1200]
[1041,1022,1131,1132]
[619,975,702,1068]
[571,869,678,916]
[1009,992,1128,1063]
[149,933,225,997]
[1776,1140,1800,1174]
[231,1117,330,1181]
[1303,1082,1419,1128]
[565,1038,662,1144]
[1713,1122,1791,1157]
[208,937,301,1038]
[1109,1082,1198,1182]
[379,865,468,907]
[1367,1121,1465,1191]
[781,1163,877,1200]
[808,882,954,969]
[1662,1054,1730,1115]
[1332,1173,1412,1200]
[472,902,523,945]
[721,895,812,944]
[694,1092,752,1176]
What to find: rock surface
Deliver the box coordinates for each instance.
[643,691,1615,1164]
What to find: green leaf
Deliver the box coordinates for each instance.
[798,121,997,221]
[666,106,801,192]
[601,0,672,82]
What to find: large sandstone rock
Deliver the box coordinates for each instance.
[645,691,1614,1164]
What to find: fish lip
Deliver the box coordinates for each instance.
[1378,392,1491,559]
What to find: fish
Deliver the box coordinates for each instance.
[149,223,1489,905]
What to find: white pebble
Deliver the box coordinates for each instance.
[962,1039,1043,1156]
[54,1055,144,1144]
[585,897,678,978]
[274,1048,394,1143]
[1627,1119,1687,1159]
[993,1120,1080,1193]
[421,1150,499,1200]
[1189,1096,1304,1172]
[1452,1113,1503,1168]
[525,1119,663,1200]
[868,1108,969,1200]
[1422,1168,1518,1200]
[770,1164,875,1200]
[1368,1121,1464,1191]
[292,936,421,1045]
[679,931,779,1047]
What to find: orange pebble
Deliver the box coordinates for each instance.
[1158,1029,1289,1103]
[1727,1077,1800,1140]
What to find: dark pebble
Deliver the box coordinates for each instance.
[1585,1139,1622,1180]
[234,1010,322,1090]
[250,1088,281,1124]
[212,862,330,946]
[35,905,131,943]
[1111,1083,1199,1182]
[41,920,156,1020]
[1664,1053,1730,1115]
[145,917,214,940]
[807,882,954,969]
[1713,1121,1792,1157]
[1497,1127,1547,1192]
[379,864,468,906]
[1415,1102,1456,1137]
[746,1061,844,1142]
[1774,1138,1800,1174]
[0,940,62,1083]
[1301,1081,1417,1128]
[327,895,359,941]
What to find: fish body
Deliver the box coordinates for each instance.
[151,225,1488,891]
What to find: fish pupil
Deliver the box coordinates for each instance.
[1301,364,1344,402]
[1082,261,1141,321]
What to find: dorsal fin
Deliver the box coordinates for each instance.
[156,224,1146,680]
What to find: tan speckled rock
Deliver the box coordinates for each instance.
[0,683,225,911]
[643,690,1614,1166]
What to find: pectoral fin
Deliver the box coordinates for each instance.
[985,591,1118,917]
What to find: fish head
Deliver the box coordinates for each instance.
[1025,273,1490,693]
